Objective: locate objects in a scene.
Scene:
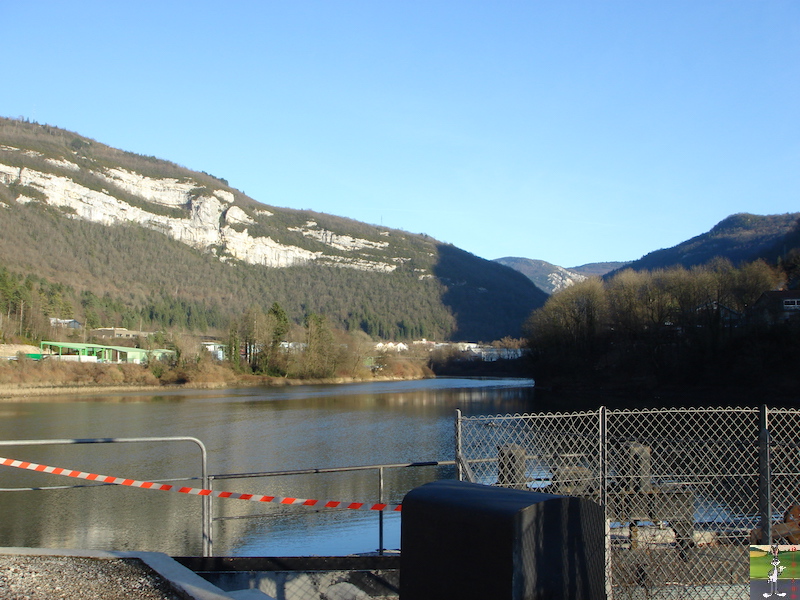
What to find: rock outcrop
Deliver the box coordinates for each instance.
[0,155,395,272]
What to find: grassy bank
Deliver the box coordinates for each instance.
[0,355,434,400]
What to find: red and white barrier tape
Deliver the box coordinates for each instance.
[0,456,402,512]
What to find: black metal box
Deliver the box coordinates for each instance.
[401,480,606,600]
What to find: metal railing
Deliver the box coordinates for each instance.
[0,434,457,559]
[0,436,210,555]
[455,405,800,599]
[207,460,456,555]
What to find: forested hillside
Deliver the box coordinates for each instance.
[525,257,800,399]
[0,118,546,342]
[609,213,800,275]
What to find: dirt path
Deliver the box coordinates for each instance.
[0,344,44,357]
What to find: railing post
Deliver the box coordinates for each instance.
[378,466,385,555]
[455,409,463,481]
[206,478,213,557]
[759,404,771,545]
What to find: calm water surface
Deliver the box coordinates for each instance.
[0,377,534,556]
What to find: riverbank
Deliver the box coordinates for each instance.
[0,372,435,401]
[0,344,435,401]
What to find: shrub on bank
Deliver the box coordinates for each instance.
[0,358,160,387]
[379,357,432,379]
[117,363,160,385]
[157,359,238,386]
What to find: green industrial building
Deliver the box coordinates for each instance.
[39,341,175,364]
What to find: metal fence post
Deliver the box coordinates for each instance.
[599,406,612,600]
[455,409,463,481]
[207,478,214,557]
[599,406,608,511]
[378,466,385,555]
[497,444,526,489]
[759,404,772,545]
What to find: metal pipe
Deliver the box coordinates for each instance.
[209,460,455,481]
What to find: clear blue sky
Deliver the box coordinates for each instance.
[4,1,798,267]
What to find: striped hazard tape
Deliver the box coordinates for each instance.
[0,456,402,512]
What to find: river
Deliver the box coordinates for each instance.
[0,377,535,556]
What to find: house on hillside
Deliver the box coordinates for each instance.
[279,341,307,353]
[694,301,743,326]
[375,341,409,352]
[411,339,438,351]
[750,291,800,325]
[92,327,151,339]
[49,318,81,329]
[201,341,226,361]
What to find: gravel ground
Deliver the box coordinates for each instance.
[0,556,183,600]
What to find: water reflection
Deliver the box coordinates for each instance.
[0,377,533,556]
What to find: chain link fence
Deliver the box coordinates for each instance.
[456,406,800,599]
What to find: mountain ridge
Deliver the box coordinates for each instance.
[494,257,627,294]
[606,212,800,276]
[0,117,546,341]
[497,213,800,293]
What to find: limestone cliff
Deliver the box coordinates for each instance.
[0,147,396,273]
[493,257,589,295]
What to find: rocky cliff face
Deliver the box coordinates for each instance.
[0,147,396,273]
[493,257,588,294]
[545,264,588,293]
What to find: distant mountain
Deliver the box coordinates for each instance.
[610,213,800,276]
[0,117,547,341]
[497,212,800,294]
[494,258,585,294]
[570,262,630,277]
[494,257,626,295]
